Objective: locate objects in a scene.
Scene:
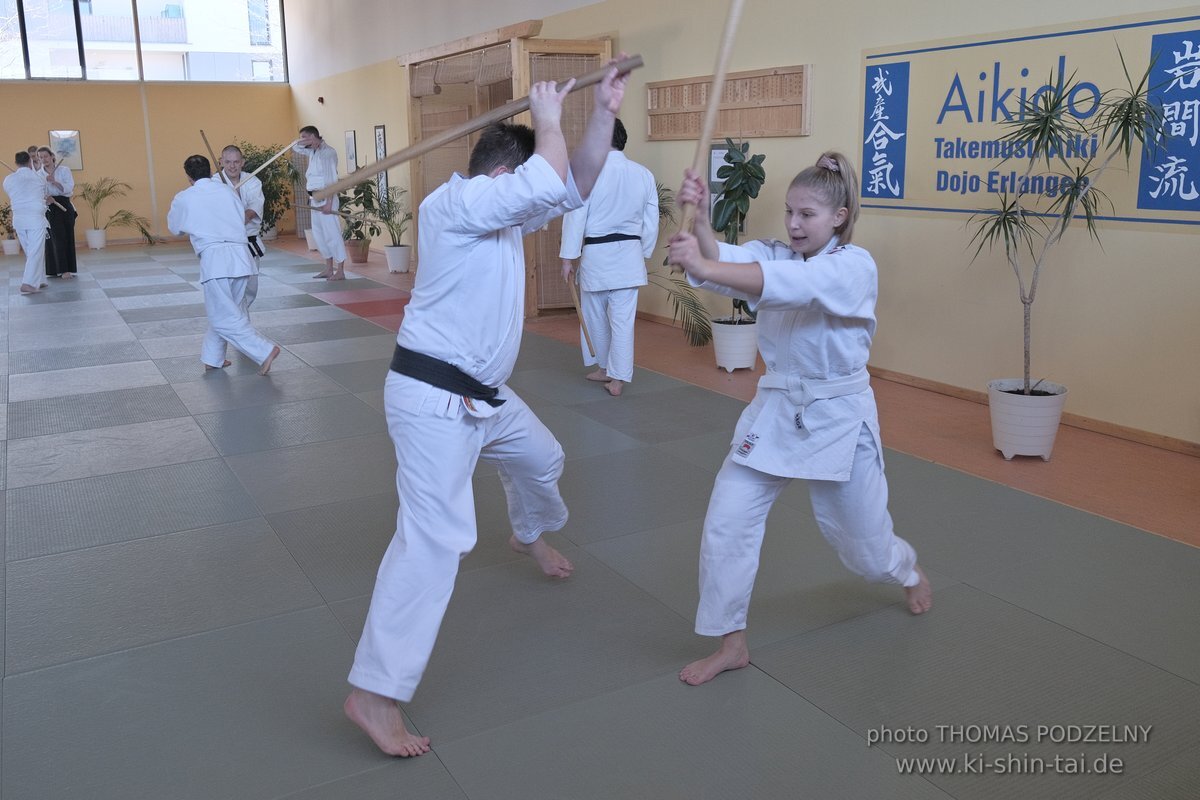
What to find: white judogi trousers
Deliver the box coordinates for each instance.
[695,422,919,636]
[16,227,47,288]
[200,276,276,367]
[579,286,638,382]
[310,203,347,264]
[348,371,569,702]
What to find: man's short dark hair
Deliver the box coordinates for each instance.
[184,154,212,181]
[299,125,320,138]
[14,151,30,166]
[468,123,535,177]
[611,117,627,151]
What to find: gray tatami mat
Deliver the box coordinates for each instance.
[3,244,1197,799]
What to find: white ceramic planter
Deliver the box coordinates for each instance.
[2,238,19,255]
[987,378,1069,461]
[384,244,411,273]
[711,318,758,372]
[85,228,107,249]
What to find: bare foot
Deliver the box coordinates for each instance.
[905,566,933,614]
[605,379,623,397]
[313,261,333,278]
[39,282,49,288]
[61,272,75,279]
[585,368,609,382]
[19,284,38,294]
[508,535,574,578]
[680,631,750,686]
[205,360,233,371]
[344,688,431,757]
[258,345,281,375]
[327,263,346,281]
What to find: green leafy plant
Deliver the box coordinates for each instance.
[968,49,1167,395]
[712,138,766,323]
[235,139,300,234]
[649,180,712,346]
[0,202,13,238]
[77,177,155,244]
[339,179,381,241]
[372,185,413,246]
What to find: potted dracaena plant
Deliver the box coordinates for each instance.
[339,179,380,264]
[648,181,713,346]
[77,177,155,249]
[235,138,300,240]
[373,185,414,273]
[709,138,766,371]
[968,49,1167,461]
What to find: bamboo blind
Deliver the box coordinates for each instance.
[646,65,811,141]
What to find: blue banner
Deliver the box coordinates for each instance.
[862,61,910,200]
[1138,31,1200,210]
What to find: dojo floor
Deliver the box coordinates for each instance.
[3,242,1199,799]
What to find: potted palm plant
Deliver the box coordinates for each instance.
[77,177,154,248]
[373,185,414,272]
[339,179,380,264]
[968,51,1166,461]
[235,138,300,239]
[0,202,19,255]
[649,181,713,345]
[709,138,766,371]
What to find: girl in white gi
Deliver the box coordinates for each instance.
[343,62,630,758]
[667,151,932,687]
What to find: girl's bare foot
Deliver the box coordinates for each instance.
[205,360,233,371]
[508,535,574,578]
[19,284,38,294]
[605,379,623,397]
[905,566,933,614]
[680,631,750,686]
[344,689,431,757]
[585,368,609,382]
[258,345,281,375]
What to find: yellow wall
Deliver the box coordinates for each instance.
[0,80,296,243]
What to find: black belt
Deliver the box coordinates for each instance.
[248,235,263,258]
[583,232,640,246]
[389,345,505,407]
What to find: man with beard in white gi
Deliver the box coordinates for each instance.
[292,126,348,281]
[3,151,50,294]
[559,117,658,397]
[219,144,265,305]
[343,60,631,758]
[167,155,281,374]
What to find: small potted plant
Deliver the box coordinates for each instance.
[709,138,766,371]
[0,202,19,255]
[649,181,712,345]
[968,50,1166,461]
[373,184,414,273]
[339,179,380,263]
[235,138,300,240]
[77,177,155,248]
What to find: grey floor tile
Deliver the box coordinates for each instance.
[250,292,328,310]
[654,427,734,472]
[6,458,261,559]
[100,281,198,298]
[437,669,948,800]
[7,384,188,439]
[9,287,109,304]
[355,388,385,413]
[109,290,205,310]
[6,340,150,374]
[570,384,746,443]
[513,331,583,372]
[8,359,166,402]
[5,307,126,333]
[1096,745,1200,800]
[6,416,218,488]
[8,323,136,352]
[260,317,391,345]
[129,315,212,339]
[172,364,347,414]
[286,334,398,366]
[226,433,397,514]
[275,762,469,800]
[315,357,390,393]
[6,518,323,673]
[1,608,389,800]
[194,393,385,456]
[287,278,382,293]
[154,348,305,383]
[118,301,207,323]
[753,584,1200,800]
[250,304,356,327]
[523,401,645,460]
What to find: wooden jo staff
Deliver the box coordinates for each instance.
[235,139,299,191]
[312,54,645,203]
[0,158,70,212]
[567,275,596,358]
[199,129,230,186]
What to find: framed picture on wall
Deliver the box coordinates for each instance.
[709,143,730,220]
[49,130,83,170]
[344,130,357,173]
[374,125,387,198]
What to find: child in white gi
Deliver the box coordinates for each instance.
[667,151,932,687]
[3,150,50,294]
[343,61,631,757]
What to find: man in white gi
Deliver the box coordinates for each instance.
[167,155,281,375]
[343,61,631,758]
[3,151,50,294]
[292,126,347,280]
[220,144,265,305]
[559,118,658,397]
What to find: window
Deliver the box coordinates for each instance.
[247,0,269,46]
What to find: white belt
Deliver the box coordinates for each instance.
[757,367,870,429]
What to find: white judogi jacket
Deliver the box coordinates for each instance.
[166,177,256,282]
[396,155,582,397]
[3,167,50,230]
[46,164,74,197]
[230,172,264,237]
[694,236,881,481]
[558,150,657,291]
[293,141,339,192]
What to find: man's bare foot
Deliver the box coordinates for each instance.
[905,566,933,614]
[39,282,49,288]
[327,263,346,281]
[258,345,281,375]
[585,368,609,382]
[508,535,574,578]
[344,688,430,757]
[605,379,623,397]
[205,360,233,371]
[19,284,38,294]
[680,631,750,686]
[61,272,75,279]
